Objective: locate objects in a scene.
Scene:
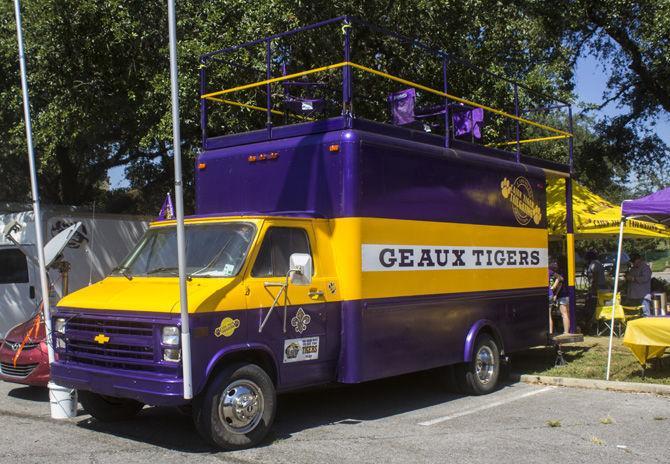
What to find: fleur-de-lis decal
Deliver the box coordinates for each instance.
[291,308,311,334]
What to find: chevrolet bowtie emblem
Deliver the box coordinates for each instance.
[94,334,110,344]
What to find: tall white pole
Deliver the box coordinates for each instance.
[167,0,193,399]
[606,212,626,380]
[13,0,55,367]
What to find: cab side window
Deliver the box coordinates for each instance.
[251,227,311,277]
[0,248,29,284]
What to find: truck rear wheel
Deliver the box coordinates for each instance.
[79,391,144,421]
[456,334,500,395]
[193,363,276,450]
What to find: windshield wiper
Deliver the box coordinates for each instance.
[188,237,234,278]
[146,266,180,276]
[112,266,133,281]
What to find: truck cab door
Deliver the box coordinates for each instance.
[244,221,331,387]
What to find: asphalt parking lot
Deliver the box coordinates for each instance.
[0,373,668,464]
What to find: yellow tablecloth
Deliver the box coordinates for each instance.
[595,304,625,321]
[622,317,670,365]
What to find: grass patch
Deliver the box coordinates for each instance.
[512,336,670,385]
[599,417,614,425]
[546,419,561,427]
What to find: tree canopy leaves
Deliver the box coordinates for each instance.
[0,0,667,213]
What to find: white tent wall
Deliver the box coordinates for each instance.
[0,210,149,338]
[44,214,148,300]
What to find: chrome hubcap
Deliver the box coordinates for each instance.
[475,346,496,384]
[219,380,264,434]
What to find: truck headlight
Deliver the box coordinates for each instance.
[161,326,180,346]
[55,318,66,349]
[163,348,181,362]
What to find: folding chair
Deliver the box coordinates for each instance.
[387,88,485,138]
[280,62,327,119]
[595,291,626,337]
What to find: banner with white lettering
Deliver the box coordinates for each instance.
[362,244,548,272]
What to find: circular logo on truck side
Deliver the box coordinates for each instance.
[501,177,542,226]
[214,317,240,337]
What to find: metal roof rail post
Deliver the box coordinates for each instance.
[443,57,450,148]
[266,39,272,138]
[342,17,353,125]
[199,58,208,146]
[514,83,520,162]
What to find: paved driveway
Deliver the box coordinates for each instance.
[0,373,668,464]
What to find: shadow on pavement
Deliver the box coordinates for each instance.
[8,385,49,402]
[75,369,472,453]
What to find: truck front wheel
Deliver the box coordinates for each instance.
[456,334,500,395]
[79,391,144,421]
[193,363,276,450]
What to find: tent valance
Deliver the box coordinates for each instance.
[547,178,670,239]
[622,187,670,222]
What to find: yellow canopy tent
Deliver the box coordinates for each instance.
[547,178,670,239]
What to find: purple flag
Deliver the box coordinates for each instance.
[158,192,174,220]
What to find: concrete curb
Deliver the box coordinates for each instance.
[510,373,670,396]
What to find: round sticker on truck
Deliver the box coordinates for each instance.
[214,317,240,337]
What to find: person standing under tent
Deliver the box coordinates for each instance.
[584,250,608,330]
[625,254,652,316]
[548,260,570,335]
[586,251,608,292]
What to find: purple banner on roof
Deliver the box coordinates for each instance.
[453,107,484,139]
[388,88,416,125]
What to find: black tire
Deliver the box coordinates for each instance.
[455,334,501,395]
[79,391,144,422]
[193,363,276,451]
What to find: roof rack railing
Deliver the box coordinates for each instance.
[198,16,574,171]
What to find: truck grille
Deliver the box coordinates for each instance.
[59,315,158,372]
[0,362,38,378]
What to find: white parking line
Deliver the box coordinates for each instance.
[418,386,555,426]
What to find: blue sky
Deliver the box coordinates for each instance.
[574,54,670,143]
[108,54,670,189]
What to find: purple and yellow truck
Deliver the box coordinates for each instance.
[51,18,575,450]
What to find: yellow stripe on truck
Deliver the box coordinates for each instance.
[58,216,549,314]
[330,217,548,301]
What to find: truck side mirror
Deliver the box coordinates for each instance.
[289,253,312,286]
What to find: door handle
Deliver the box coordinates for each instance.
[308,290,324,299]
[29,286,35,299]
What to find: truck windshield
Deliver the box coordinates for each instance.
[115,222,255,278]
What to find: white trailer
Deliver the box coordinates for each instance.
[0,207,149,338]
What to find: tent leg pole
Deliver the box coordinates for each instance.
[565,177,576,333]
[606,214,626,381]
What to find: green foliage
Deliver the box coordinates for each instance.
[0,1,667,213]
